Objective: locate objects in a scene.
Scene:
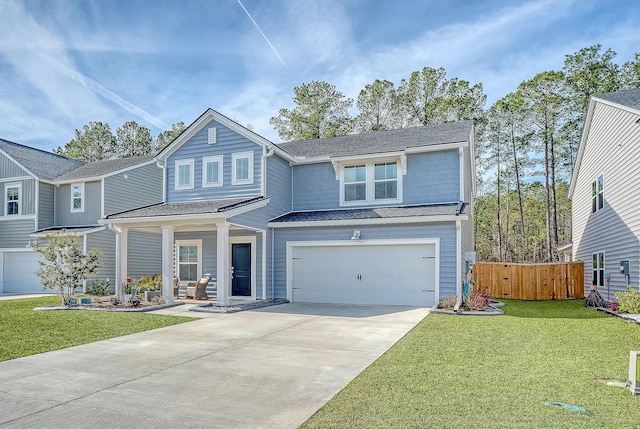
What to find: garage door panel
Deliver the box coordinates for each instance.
[3,252,46,294]
[290,242,437,306]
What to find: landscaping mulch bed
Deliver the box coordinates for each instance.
[35,300,184,312]
[430,300,504,316]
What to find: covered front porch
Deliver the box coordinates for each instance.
[101,199,269,306]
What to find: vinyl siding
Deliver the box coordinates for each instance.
[0,218,36,248]
[127,231,162,278]
[292,163,339,210]
[572,101,640,295]
[54,181,101,226]
[272,222,457,300]
[0,178,36,217]
[229,154,292,230]
[87,228,115,287]
[0,152,29,179]
[404,150,460,204]
[166,119,263,202]
[291,150,460,211]
[104,163,163,216]
[38,182,55,230]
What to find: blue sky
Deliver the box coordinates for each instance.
[2,0,640,152]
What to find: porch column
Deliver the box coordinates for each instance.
[161,226,175,304]
[216,222,230,306]
[115,226,129,299]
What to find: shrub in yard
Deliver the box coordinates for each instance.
[438,294,457,309]
[466,289,491,310]
[110,296,122,306]
[128,295,142,307]
[611,300,619,311]
[152,295,166,305]
[615,286,640,314]
[87,278,110,296]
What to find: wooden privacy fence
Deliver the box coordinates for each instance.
[473,262,584,300]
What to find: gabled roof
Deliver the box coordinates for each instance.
[156,108,294,163]
[55,155,156,181]
[276,121,473,158]
[0,138,84,180]
[569,89,640,198]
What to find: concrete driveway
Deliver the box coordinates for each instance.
[0,303,428,428]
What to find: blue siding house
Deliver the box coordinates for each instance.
[0,139,163,293]
[103,109,476,307]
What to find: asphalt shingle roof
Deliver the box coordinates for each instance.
[596,89,640,111]
[276,121,473,158]
[0,139,85,180]
[55,155,156,181]
[106,197,266,219]
[270,203,466,223]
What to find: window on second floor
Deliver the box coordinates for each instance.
[591,174,604,213]
[202,155,223,188]
[175,158,195,190]
[340,160,402,206]
[232,152,254,185]
[5,183,21,216]
[71,183,84,212]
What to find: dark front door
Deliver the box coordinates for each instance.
[232,243,251,296]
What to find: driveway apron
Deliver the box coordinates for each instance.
[0,303,428,429]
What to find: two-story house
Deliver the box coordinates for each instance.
[103,109,476,307]
[0,139,163,294]
[569,89,640,297]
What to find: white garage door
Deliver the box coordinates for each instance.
[2,252,44,293]
[289,241,437,306]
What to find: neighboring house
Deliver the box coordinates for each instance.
[0,139,163,293]
[569,89,640,297]
[103,109,476,306]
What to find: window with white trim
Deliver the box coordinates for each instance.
[71,183,84,212]
[374,162,398,199]
[340,160,402,206]
[5,183,21,216]
[232,151,254,185]
[176,240,202,282]
[592,251,605,287]
[344,165,366,201]
[591,174,604,213]
[202,155,223,187]
[175,158,195,190]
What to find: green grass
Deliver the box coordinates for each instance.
[0,296,196,362]
[301,299,640,428]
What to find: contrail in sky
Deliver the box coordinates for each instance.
[236,0,288,69]
[45,54,170,130]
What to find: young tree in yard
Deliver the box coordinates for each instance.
[270,81,354,141]
[55,121,116,161]
[34,231,102,305]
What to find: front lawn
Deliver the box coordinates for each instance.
[302,299,640,428]
[0,296,196,362]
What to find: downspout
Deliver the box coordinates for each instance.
[262,147,275,197]
[271,226,275,299]
[454,220,463,311]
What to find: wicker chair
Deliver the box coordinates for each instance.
[185,275,212,299]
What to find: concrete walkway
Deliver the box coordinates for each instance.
[0,302,428,428]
